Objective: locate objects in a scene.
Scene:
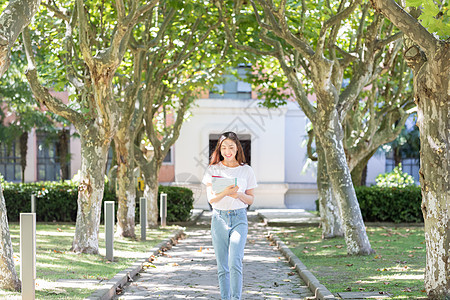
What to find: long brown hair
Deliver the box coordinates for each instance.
[209,132,246,166]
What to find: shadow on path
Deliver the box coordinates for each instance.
[114,212,314,299]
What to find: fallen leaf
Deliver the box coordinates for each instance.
[197,247,203,252]
[335,245,344,249]
[383,282,390,285]
[359,288,366,291]
[283,279,291,282]
[171,263,179,267]
[402,287,412,292]
[57,228,62,232]
[374,255,382,259]
[408,254,414,257]
[287,272,296,276]
[302,250,309,254]
[322,245,332,248]
[346,287,352,291]
[346,264,353,267]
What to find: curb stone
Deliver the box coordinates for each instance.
[85,229,185,300]
[257,212,321,227]
[268,233,337,300]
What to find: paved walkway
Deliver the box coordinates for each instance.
[114,212,314,299]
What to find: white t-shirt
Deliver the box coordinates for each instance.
[202,162,258,210]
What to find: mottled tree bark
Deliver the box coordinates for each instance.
[71,130,110,253]
[0,0,41,77]
[0,182,20,291]
[316,140,343,238]
[316,104,374,254]
[140,160,161,227]
[371,0,450,297]
[115,136,136,237]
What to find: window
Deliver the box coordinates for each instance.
[163,147,173,164]
[209,66,252,100]
[0,141,21,182]
[37,132,70,181]
[209,134,251,166]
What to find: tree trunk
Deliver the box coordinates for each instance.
[19,131,28,183]
[0,182,20,291]
[71,130,110,254]
[369,0,450,293]
[317,109,374,255]
[114,137,136,238]
[351,149,376,186]
[57,128,70,182]
[0,0,41,77]
[141,162,160,227]
[416,55,450,299]
[317,140,343,239]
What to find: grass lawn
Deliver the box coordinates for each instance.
[272,225,427,299]
[0,223,180,299]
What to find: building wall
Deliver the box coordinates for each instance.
[284,102,318,210]
[174,98,291,209]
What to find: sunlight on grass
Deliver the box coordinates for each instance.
[1,222,181,299]
[273,225,427,299]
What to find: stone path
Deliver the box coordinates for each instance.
[114,212,314,299]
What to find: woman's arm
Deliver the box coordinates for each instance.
[236,189,255,205]
[206,183,239,204]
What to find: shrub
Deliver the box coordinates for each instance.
[4,181,194,223]
[315,185,423,223]
[375,164,415,187]
[136,186,194,223]
[355,185,423,223]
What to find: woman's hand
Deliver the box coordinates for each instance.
[222,185,239,198]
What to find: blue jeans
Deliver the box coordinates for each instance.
[211,208,248,300]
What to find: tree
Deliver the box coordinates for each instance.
[124,1,225,227]
[344,50,415,186]
[0,182,21,291]
[0,0,41,291]
[219,0,407,254]
[370,0,449,297]
[24,0,159,253]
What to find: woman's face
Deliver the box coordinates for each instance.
[220,138,238,162]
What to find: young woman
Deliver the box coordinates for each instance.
[202,131,257,300]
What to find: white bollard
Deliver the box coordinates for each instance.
[31,194,36,213]
[20,213,36,300]
[140,197,147,241]
[104,201,114,262]
[160,193,167,227]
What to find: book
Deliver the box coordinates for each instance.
[211,177,237,194]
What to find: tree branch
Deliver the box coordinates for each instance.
[43,2,69,22]
[23,27,80,125]
[76,0,94,68]
[217,1,279,57]
[317,0,361,55]
[370,0,438,54]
